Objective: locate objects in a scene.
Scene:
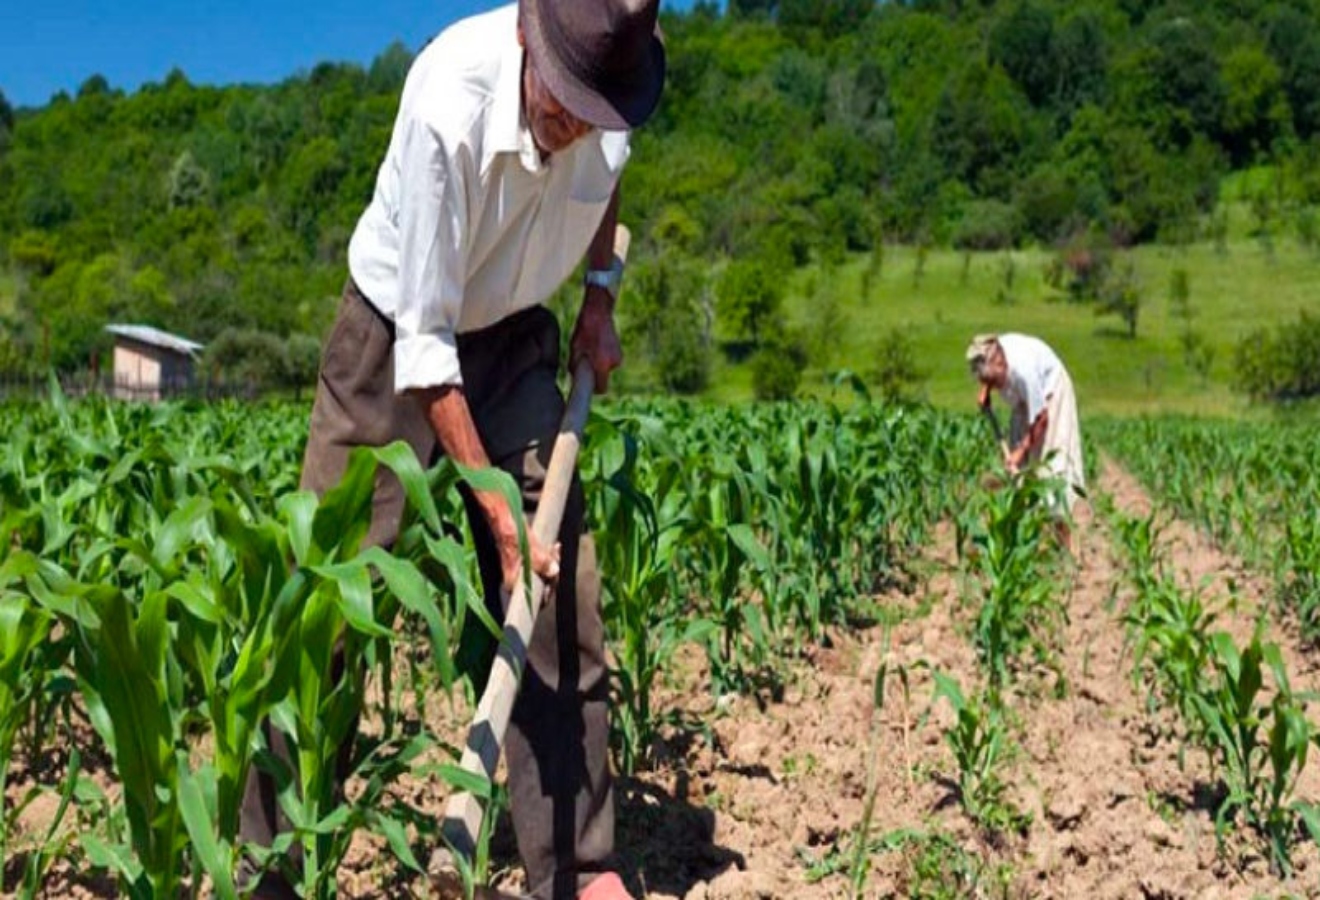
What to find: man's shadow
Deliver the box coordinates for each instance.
[613,769,745,898]
[477,770,743,898]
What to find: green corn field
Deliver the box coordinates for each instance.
[2,389,1319,898]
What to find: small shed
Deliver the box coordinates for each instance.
[104,324,204,402]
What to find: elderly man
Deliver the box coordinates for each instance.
[967,333,1085,523]
[241,2,665,898]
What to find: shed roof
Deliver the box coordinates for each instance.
[105,324,204,356]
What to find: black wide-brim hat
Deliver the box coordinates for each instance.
[520,0,667,131]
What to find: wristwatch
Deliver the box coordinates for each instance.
[584,257,624,300]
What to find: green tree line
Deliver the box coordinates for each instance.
[3,0,1320,392]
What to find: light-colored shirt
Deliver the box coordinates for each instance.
[347,3,630,393]
[997,333,1064,423]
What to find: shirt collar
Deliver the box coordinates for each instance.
[483,38,544,176]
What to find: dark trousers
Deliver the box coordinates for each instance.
[239,280,616,899]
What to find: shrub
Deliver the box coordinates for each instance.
[869,328,925,403]
[1234,311,1320,401]
[751,330,808,401]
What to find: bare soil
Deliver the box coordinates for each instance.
[7,459,1320,899]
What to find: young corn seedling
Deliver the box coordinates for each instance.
[686,463,777,694]
[1111,509,1167,599]
[960,468,1066,697]
[587,422,714,774]
[1191,632,1320,874]
[1125,577,1217,759]
[930,672,1027,836]
[1281,514,1320,643]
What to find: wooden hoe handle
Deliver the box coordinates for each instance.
[439,224,632,864]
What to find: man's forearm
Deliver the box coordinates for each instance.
[409,385,508,520]
[411,385,489,468]
[586,186,621,279]
[1021,410,1050,456]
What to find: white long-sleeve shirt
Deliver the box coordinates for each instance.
[997,333,1064,423]
[347,3,630,393]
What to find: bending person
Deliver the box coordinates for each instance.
[967,333,1085,535]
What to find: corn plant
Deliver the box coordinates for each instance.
[1190,632,1320,874]
[930,672,1026,835]
[0,593,54,879]
[11,747,83,899]
[683,458,777,693]
[958,469,1066,696]
[1125,578,1217,750]
[585,419,715,774]
[1111,509,1167,598]
[239,447,503,900]
[0,403,502,899]
[1282,515,1320,642]
[0,390,999,894]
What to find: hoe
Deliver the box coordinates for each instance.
[431,225,632,900]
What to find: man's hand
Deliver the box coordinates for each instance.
[478,490,562,592]
[977,383,992,409]
[570,287,623,394]
[1004,446,1022,476]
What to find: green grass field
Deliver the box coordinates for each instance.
[754,206,1320,418]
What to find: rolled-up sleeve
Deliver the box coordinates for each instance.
[393,114,468,393]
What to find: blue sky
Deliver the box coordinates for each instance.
[0,1,693,109]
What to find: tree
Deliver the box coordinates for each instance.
[9,230,59,277]
[1126,18,1226,149]
[728,0,777,18]
[281,333,323,399]
[870,328,926,404]
[929,62,1032,197]
[778,0,874,38]
[367,42,414,95]
[279,136,347,245]
[1015,164,1081,243]
[1053,11,1108,116]
[77,74,111,99]
[168,150,211,209]
[989,1,1058,107]
[656,302,711,395]
[716,258,784,347]
[626,254,712,394]
[203,328,286,391]
[20,178,73,230]
[1220,44,1289,165]
[1095,258,1141,338]
[1265,6,1320,140]
[951,199,1021,250]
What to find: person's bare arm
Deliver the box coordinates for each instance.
[570,186,624,393]
[408,385,559,590]
[1007,408,1050,473]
